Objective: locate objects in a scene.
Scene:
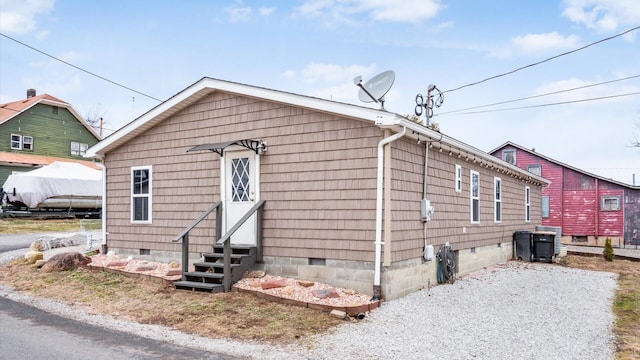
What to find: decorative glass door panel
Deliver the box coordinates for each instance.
[231,157,250,202]
[225,151,256,245]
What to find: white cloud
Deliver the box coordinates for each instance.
[0,0,54,34]
[282,70,297,78]
[225,5,251,22]
[531,76,640,104]
[300,63,377,83]
[562,0,640,39]
[512,32,581,55]
[293,0,444,24]
[259,7,276,16]
[283,63,385,104]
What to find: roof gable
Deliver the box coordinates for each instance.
[491,141,639,189]
[85,77,401,158]
[0,94,101,140]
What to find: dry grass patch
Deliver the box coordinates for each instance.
[558,255,640,360]
[0,218,101,234]
[0,260,343,344]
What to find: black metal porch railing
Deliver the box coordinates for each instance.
[172,201,222,277]
[216,200,265,291]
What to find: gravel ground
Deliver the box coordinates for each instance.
[0,245,618,360]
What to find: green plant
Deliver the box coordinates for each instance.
[603,237,614,261]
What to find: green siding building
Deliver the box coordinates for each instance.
[0,90,101,187]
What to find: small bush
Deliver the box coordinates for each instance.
[603,237,614,261]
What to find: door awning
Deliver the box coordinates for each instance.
[187,139,266,156]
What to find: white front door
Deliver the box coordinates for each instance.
[224,150,257,245]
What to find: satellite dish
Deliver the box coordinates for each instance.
[354,70,395,109]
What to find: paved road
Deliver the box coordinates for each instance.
[0,232,101,253]
[0,233,41,252]
[0,296,240,360]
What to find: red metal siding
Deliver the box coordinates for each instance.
[491,145,628,239]
[598,181,624,237]
[512,150,565,229]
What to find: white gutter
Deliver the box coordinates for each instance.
[373,126,407,300]
[392,119,550,185]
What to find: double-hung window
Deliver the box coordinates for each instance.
[455,164,462,192]
[525,186,531,222]
[131,166,152,223]
[23,136,34,151]
[494,177,502,223]
[470,170,480,223]
[71,142,89,156]
[10,134,22,149]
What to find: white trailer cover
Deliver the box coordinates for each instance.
[2,161,101,208]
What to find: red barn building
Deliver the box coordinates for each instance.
[491,142,640,247]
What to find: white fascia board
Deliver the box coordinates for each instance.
[394,118,550,185]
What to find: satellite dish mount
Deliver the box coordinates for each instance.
[354,70,395,110]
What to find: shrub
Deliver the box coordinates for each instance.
[603,237,614,262]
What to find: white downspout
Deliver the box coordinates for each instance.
[373,126,406,300]
[94,157,108,252]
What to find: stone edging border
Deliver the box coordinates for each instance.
[232,285,381,316]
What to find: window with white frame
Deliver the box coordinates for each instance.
[455,164,462,192]
[502,149,516,165]
[71,141,89,156]
[22,136,34,151]
[601,196,621,211]
[525,186,531,222]
[10,134,22,150]
[131,166,152,223]
[494,177,502,223]
[470,170,480,223]
[527,165,541,176]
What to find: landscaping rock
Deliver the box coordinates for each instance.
[168,261,180,269]
[312,288,340,299]
[261,279,286,290]
[24,251,43,264]
[280,286,294,296]
[165,269,182,276]
[135,265,158,271]
[40,252,90,273]
[330,309,347,319]
[297,280,315,287]
[34,259,47,268]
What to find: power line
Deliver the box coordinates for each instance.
[443,25,640,94]
[0,32,163,102]
[438,91,640,116]
[437,74,640,115]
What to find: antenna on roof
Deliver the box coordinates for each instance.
[354,70,395,110]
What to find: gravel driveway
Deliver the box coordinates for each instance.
[1,245,617,360]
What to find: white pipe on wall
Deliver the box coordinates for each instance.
[373,126,406,299]
[94,158,107,247]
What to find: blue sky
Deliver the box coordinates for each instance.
[1,0,639,184]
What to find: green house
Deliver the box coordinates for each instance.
[0,89,101,186]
